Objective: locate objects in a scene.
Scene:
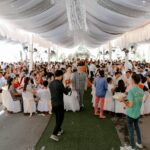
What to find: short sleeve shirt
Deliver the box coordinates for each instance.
[126,86,144,119]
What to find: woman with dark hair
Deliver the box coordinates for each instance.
[13,75,20,89]
[115,79,126,93]
[94,70,108,118]
[35,80,52,114]
[23,77,30,92]
[8,78,13,90]
[8,77,23,111]
[8,78,22,99]
[114,79,127,114]
[104,77,115,112]
[22,77,36,116]
[63,66,80,112]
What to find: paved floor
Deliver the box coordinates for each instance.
[114,115,150,150]
[140,116,150,149]
[0,102,150,150]
[0,105,50,150]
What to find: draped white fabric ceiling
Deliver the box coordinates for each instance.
[0,0,150,48]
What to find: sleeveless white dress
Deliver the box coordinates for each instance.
[36,88,52,113]
[104,84,115,112]
[63,73,80,112]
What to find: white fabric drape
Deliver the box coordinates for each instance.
[0,0,150,48]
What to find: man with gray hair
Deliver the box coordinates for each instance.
[71,65,87,111]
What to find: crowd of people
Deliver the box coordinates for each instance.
[0,60,89,113]
[0,59,150,148]
[0,59,150,116]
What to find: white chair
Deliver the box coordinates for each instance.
[22,91,36,117]
[1,89,21,113]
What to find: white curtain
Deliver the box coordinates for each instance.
[0,0,150,48]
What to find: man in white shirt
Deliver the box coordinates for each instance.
[123,70,132,87]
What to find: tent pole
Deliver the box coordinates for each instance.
[48,48,50,64]
[109,41,112,64]
[29,35,33,72]
[29,44,33,72]
[125,50,129,71]
[103,48,105,62]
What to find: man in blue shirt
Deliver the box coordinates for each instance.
[94,70,108,119]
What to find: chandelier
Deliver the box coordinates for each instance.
[65,0,88,32]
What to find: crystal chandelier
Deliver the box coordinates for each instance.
[65,0,88,32]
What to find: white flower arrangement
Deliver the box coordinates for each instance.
[113,93,127,101]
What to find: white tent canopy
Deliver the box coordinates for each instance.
[0,0,150,48]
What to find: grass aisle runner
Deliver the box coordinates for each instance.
[35,89,121,150]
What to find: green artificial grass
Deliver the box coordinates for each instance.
[35,89,121,150]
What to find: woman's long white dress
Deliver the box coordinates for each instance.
[63,73,80,112]
[36,88,52,113]
[64,90,80,112]
[104,84,115,112]
[22,85,36,115]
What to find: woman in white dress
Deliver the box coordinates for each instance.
[36,80,52,114]
[114,79,126,114]
[141,76,150,115]
[63,66,80,112]
[104,77,115,112]
[22,77,36,117]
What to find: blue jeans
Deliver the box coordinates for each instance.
[126,116,142,149]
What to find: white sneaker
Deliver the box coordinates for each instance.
[57,130,64,136]
[136,142,143,149]
[50,135,59,142]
